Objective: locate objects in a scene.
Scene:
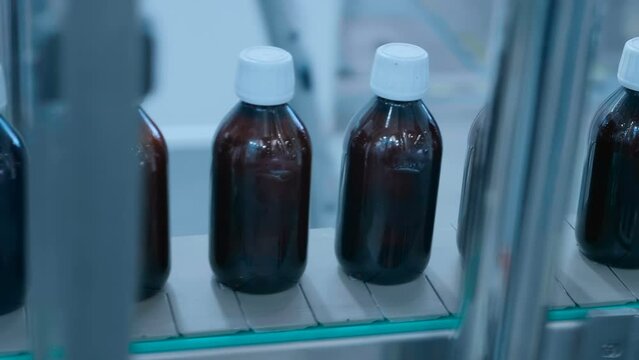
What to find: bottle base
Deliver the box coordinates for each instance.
[579,248,639,269]
[0,298,24,316]
[340,266,424,285]
[138,285,166,301]
[216,277,300,295]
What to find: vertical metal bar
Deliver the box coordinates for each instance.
[21,0,142,359]
[456,0,601,359]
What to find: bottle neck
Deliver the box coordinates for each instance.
[240,101,288,111]
[375,96,422,107]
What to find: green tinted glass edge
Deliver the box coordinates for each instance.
[2,302,639,359]
[130,316,460,354]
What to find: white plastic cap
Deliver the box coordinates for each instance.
[618,37,639,91]
[370,43,429,101]
[235,46,295,106]
[0,64,6,114]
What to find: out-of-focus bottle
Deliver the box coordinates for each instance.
[457,108,486,257]
[136,26,169,300]
[577,37,639,268]
[210,46,312,294]
[0,65,26,315]
[335,43,442,285]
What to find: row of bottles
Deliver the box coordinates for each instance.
[0,37,636,309]
[0,65,170,314]
[210,43,441,293]
[457,37,639,270]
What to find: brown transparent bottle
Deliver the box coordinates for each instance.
[457,109,486,257]
[138,108,170,299]
[577,87,639,268]
[210,102,312,294]
[336,97,442,284]
[0,115,25,315]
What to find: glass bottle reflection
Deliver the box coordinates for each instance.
[210,102,312,294]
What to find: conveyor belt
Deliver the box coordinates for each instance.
[1,224,639,358]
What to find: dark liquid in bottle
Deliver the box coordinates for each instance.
[138,108,170,299]
[457,109,485,257]
[577,87,639,268]
[336,97,442,285]
[0,116,25,315]
[210,102,311,294]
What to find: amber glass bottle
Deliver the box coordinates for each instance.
[210,46,312,294]
[577,38,639,268]
[138,108,170,299]
[336,43,442,285]
[0,113,25,315]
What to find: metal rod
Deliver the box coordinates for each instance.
[456,0,601,359]
[21,0,142,358]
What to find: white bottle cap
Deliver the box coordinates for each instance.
[0,64,6,114]
[235,46,295,106]
[618,37,639,91]
[370,43,429,102]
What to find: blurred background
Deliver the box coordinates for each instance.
[139,0,639,236]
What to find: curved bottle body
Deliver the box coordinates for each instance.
[577,88,639,268]
[0,116,25,314]
[210,102,312,294]
[457,110,485,257]
[138,108,170,299]
[336,97,442,284]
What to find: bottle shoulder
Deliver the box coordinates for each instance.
[139,108,167,146]
[138,108,168,167]
[214,102,311,160]
[589,88,639,144]
[345,98,442,153]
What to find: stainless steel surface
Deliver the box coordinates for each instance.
[578,309,639,360]
[457,0,601,359]
[20,0,142,359]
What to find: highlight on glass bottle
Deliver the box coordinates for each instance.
[210,46,312,294]
[137,108,171,299]
[335,43,442,285]
[0,64,26,315]
[577,37,639,268]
